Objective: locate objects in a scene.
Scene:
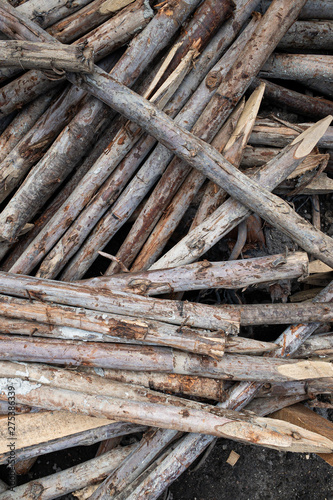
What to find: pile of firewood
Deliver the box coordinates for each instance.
[0,0,333,497]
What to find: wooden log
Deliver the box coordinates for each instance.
[0,313,279,355]
[242,147,328,173]
[293,333,333,358]
[80,252,309,295]
[258,379,333,398]
[0,0,200,241]
[0,0,154,117]
[0,40,94,72]
[278,20,333,51]
[80,367,227,401]
[0,335,332,382]
[0,89,56,163]
[270,403,333,466]
[260,53,333,98]
[89,428,179,499]
[35,46,199,279]
[253,77,333,120]
[0,381,332,454]
[126,84,264,271]
[17,0,93,28]
[250,119,333,149]
[30,0,235,279]
[0,111,120,270]
[48,0,137,43]
[0,271,239,332]
[123,281,333,497]
[0,361,212,412]
[0,411,144,464]
[151,117,332,270]
[0,299,231,358]
[275,173,333,196]
[6,0,259,275]
[0,444,137,500]
[244,395,310,417]
[259,0,333,19]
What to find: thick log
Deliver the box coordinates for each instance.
[80,367,227,401]
[278,20,333,51]
[6,0,259,275]
[0,335,332,382]
[293,333,333,358]
[0,271,239,332]
[48,0,137,43]
[0,445,137,500]
[0,381,332,453]
[253,78,333,120]
[17,0,93,28]
[0,40,93,72]
[259,0,333,19]
[0,297,231,357]
[260,53,333,98]
[257,379,333,398]
[0,361,212,411]
[80,252,309,295]
[152,118,332,270]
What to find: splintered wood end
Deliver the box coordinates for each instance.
[291,115,333,158]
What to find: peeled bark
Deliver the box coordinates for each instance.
[0,380,332,453]
[0,271,239,332]
[0,40,93,72]
[80,252,309,295]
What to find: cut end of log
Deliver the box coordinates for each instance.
[291,115,333,158]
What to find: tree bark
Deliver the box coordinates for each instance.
[0,381,332,453]
[278,20,333,51]
[80,252,308,295]
[6,0,259,275]
[151,118,332,270]
[0,40,93,72]
[260,53,333,98]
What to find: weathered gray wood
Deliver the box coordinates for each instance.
[0,444,137,500]
[0,412,144,465]
[80,252,308,295]
[252,78,333,120]
[89,428,179,499]
[48,0,136,43]
[293,333,333,358]
[0,0,153,117]
[17,0,93,28]
[278,20,333,50]
[125,84,264,271]
[0,334,332,382]
[259,0,333,19]
[260,53,333,98]
[152,117,332,270]
[0,40,93,72]
[6,0,259,275]
[0,380,332,453]
[0,271,239,332]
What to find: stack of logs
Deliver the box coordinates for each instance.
[0,0,333,497]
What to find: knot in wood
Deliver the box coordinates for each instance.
[205,71,222,89]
